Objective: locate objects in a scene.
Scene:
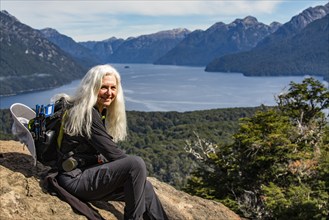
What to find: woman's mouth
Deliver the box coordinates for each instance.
[102,96,112,102]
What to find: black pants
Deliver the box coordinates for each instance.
[57,155,168,220]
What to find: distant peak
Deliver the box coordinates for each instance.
[40,28,60,37]
[270,21,281,26]
[207,22,226,31]
[1,10,11,17]
[41,27,59,33]
[231,16,258,25]
[103,37,120,42]
[1,10,10,16]
[172,28,190,33]
[270,21,282,28]
[140,28,191,39]
[156,28,190,35]
[0,10,20,22]
[243,16,258,24]
[289,3,329,29]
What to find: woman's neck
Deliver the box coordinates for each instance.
[94,103,104,113]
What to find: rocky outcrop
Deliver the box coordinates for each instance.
[0,141,241,220]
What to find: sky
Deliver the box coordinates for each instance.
[1,0,328,42]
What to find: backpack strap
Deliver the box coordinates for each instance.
[57,110,67,150]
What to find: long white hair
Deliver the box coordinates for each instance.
[52,64,127,142]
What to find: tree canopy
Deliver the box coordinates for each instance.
[184,77,329,219]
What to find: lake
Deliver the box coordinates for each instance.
[1,64,326,112]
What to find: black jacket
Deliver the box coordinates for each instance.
[60,107,127,169]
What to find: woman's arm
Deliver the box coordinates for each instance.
[89,108,127,162]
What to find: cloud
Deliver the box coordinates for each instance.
[4,0,325,41]
[2,1,282,19]
[87,1,280,16]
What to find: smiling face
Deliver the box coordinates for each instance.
[97,74,117,112]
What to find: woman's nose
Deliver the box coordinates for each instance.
[105,89,112,96]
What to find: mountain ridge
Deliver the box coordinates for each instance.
[108,28,191,63]
[40,28,101,68]
[256,3,329,48]
[205,4,329,81]
[1,3,328,97]
[79,37,125,63]
[154,16,280,66]
[0,10,86,96]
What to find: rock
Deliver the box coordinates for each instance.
[0,140,241,220]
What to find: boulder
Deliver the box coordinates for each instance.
[0,140,241,220]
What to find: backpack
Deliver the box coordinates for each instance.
[11,99,105,219]
[28,97,68,168]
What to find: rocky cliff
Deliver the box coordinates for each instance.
[0,140,241,220]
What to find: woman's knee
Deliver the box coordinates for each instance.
[128,155,147,175]
[145,180,155,195]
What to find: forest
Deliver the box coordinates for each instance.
[0,102,259,187]
[184,78,329,219]
[1,77,328,219]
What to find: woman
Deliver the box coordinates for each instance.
[55,64,168,220]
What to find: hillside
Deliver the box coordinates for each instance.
[205,14,329,81]
[0,140,241,220]
[79,37,125,63]
[40,28,101,68]
[205,4,329,81]
[257,3,329,48]
[0,11,86,96]
[42,28,190,65]
[154,16,280,66]
[107,28,191,63]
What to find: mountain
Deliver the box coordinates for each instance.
[154,16,281,66]
[205,5,329,81]
[257,3,329,48]
[79,37,125,63]
[45,28,190,64]
[0,140,242,220]
[0,11,86,96]
[40,28,101,68]
[108,28,191,63]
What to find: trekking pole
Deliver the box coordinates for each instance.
[40,105,47,141]
[35,104,41,140]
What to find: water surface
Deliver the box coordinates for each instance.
[1,64,325,112]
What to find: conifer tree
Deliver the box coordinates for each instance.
[184,77,329,219]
